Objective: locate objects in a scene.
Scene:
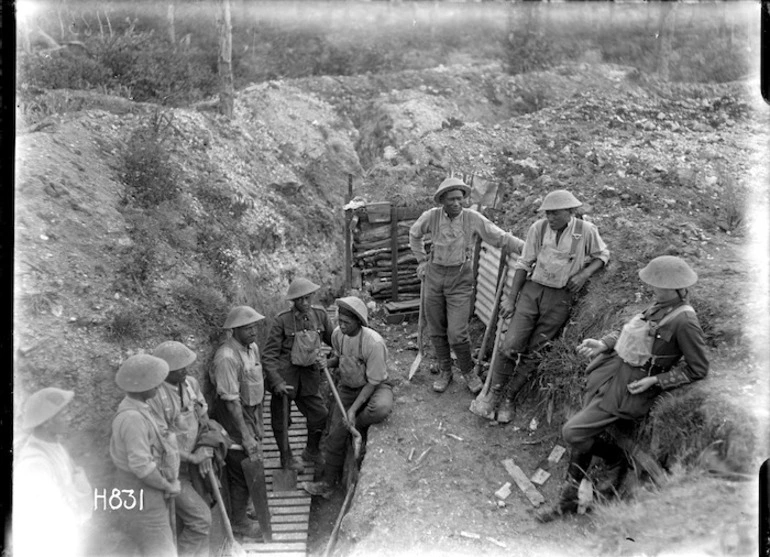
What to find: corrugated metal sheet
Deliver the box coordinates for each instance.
[474,241,519,327]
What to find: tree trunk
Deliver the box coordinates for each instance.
[216,0,235,119]
[167,1,176,47]
[654,2,676,82]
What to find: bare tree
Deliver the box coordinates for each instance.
[654,1,678,81]
[216,0,235,119]
[167,1,176,46]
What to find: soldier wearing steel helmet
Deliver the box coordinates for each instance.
[263,277,334,468]
[302,296,394,499]
[409,177,525,395]
[209,305,291,538]
[148,341,212,556]
[110,354,181,557]
[14,387,93,557]
[474,189,610,423]
[536,255,709,523]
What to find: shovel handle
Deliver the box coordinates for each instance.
[321,364,362,458]
[207,468,236,544]
[282,393,291,455]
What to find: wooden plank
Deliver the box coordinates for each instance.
[390,204,399,302]
[272,532,308,542]
[384,298,421,313]
[270,505,311,515]
[266,496,312,506]
[501,458,545,507]
[244,552,305,557]
[273,522,307,533]
[270,514,309,524]
[241,541,306,551]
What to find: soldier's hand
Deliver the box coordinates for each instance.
[274,383,295,399]
[566,271,589,294]
[499,300,516,320]
[165,479,182,498]
[416,260,428,280]
[243,434,259,456]
[577,339,607,359]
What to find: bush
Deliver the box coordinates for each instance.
[18,50,111,90]
[120,114,180,209]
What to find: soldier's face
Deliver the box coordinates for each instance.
[293,294,313,313]
[545,209,572,231]
[233,322,259,346]
[441,189,465,218]
[338,313,361,336]
[166,367,187,385]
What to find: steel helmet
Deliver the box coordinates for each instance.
[538,190,582,211]
[336,296,369,327]
[223,306,265,329]
[639,256,698,289]
[22,387,74,430]
[286,277,320,301]
[433,177,471,204]
[152,341,197,371]
[115,354,169,393]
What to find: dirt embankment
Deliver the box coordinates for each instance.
[14,62,769,556]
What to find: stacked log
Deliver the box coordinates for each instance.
[350,204,429,302]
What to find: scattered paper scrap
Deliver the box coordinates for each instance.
[501,458,545,507]
[547,445,566,465]
[459,531,481,540]
[407,448,415,462]
[528,417,539,432]
[445,433,464,441]
[530,468,551,486]
[577,479,593,515]
[494,482,512,500]
[486,537,507,549]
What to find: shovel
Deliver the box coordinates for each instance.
[207,468,247,557]
[272,394,298,491]
[408,280,426,380]
[469,248,509,418]
[322,365,362,461]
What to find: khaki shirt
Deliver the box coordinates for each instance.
[110,396,165,479]
[211,336,264,406]
[410,207,524,266]
[514,217,610,288]
[147,377,207,455]
[331,326,389,388]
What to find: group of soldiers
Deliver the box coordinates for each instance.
[15,282,393,557]
[14,175,711,555]
[410,177,709,521]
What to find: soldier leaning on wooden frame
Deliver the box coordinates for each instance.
[409,177,525,395]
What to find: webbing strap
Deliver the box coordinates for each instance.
[539,218,584,259]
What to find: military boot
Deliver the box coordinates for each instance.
[452,342,483,395]
[592,438,630,501]
[496,356,537,424]
[280,446,304,472]
[536,449,593,523]
[432,366,453,393]
[302,430,324,466]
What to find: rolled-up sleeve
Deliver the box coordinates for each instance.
[409,210,432,263]
[585,223,610,267]
[470,212,525,255]
[513,222,541,273]
[212,347,241,402]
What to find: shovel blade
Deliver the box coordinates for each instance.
[273,468,298,492]
[241,458,273,542]
[408,353,422,380]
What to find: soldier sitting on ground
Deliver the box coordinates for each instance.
[537,256,709,522]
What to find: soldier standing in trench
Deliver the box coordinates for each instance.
[110,354,181,557]
[263,277,334,468]
[302,296,394,498]
[537,256,709,522]
[14,387,93,557]
[410,177,525,394]
[472,189,609,423]
[209,305,294,538]
[148,341,213,556]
